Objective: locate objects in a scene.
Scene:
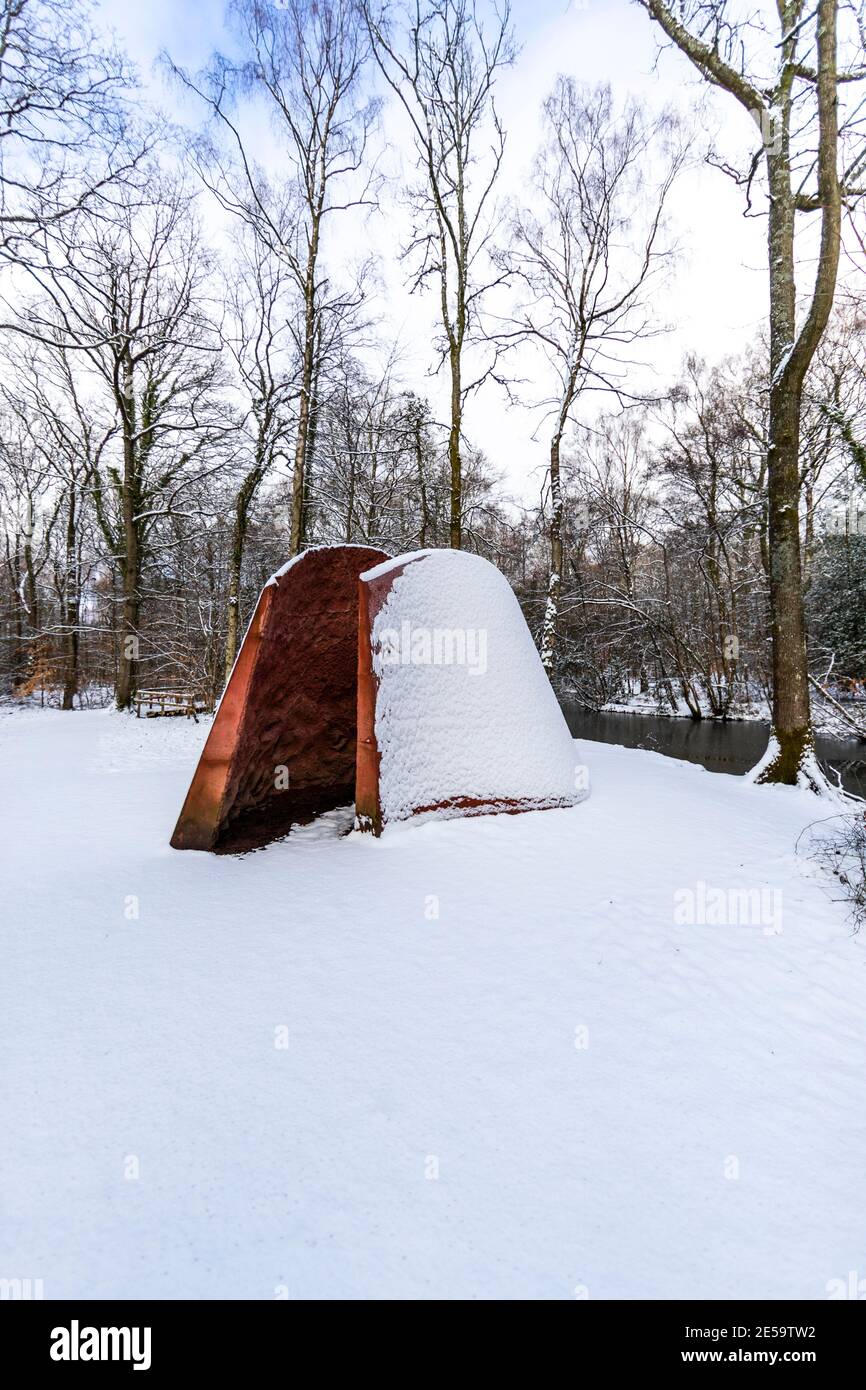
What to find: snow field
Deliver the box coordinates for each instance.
[1,708,865,1299]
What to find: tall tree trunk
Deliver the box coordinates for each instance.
[344,429,356,541]
[6,539,28,688]
[448,342,462,549]
[290,220,321,556]
[541,428,564,676]
[301,349,321,543]
[61,488,79,710]
[290,350,313,554]
[757,0,840,785]
[22,501,38,681]
[115,547,140,710]
[413,408,431,547]
[367,423,378,541]
[224,460,265,684]
[116,362,141,711]
[637,0,844,788]
[762,380,812,778]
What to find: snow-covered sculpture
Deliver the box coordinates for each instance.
[171,544,387,852]
[355,549,587,834]
[171,545,587,852]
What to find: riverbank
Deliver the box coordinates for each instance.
[567,691,866,742]
[559,701,866,798]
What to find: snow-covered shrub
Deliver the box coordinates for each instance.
[800,810,866,931]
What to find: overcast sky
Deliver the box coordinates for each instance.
[98,0,774,501]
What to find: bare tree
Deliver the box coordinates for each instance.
[168,0,378,555]
[652,358,764,718]
[0,338,113,705]
[502,80,683,674]
[635,0,866,785]
[0,402,53,688]
[220,231,296,680]
[363,0,514,548]
[0,0,140,263]
[16,177,230,709]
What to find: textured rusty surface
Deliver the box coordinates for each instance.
[170,585,274,851]
[171,545,387,853]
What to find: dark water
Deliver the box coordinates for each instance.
[559,701,866,799]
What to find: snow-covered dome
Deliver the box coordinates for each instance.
[356,549,589,831]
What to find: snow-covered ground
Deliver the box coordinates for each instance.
[2,707,865,1300]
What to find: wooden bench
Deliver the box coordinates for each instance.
[133,689,212,721]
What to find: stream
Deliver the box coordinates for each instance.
[559,701,866,799]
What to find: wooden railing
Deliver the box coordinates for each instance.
[132,689,213,720]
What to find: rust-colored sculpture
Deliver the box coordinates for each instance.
[172,545,586,852]
[171,545,387,853]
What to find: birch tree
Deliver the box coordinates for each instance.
[635,0,866,784]
[503,80,683,674]
[169,0,377,555]
[220,233,296,680]
[363,0,514,548]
